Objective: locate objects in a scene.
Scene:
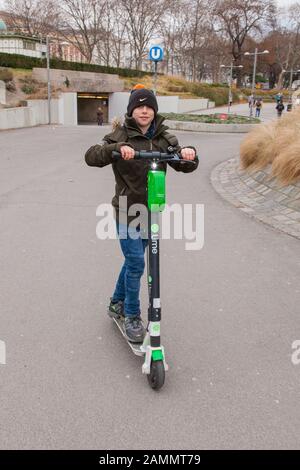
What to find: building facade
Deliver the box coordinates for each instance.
[0,33,47,58]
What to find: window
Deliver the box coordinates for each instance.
[23,40,36,51]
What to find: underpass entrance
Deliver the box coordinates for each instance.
[77,93,109,125]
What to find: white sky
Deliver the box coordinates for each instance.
[277,0,297,6]
[0,0,298,9]
[0,0,298,14]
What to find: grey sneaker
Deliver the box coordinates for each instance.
[107,298,124,319]
[123,315,146,343]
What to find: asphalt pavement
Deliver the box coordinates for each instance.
[191,102,279,122]
[0,123,300,449]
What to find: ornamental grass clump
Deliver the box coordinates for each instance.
[240,107,300,185]
[240,122,277,171]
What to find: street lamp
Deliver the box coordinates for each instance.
[244,48,269,116]
[220,62,243,113]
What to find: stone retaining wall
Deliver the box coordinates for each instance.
[211,159,300,240]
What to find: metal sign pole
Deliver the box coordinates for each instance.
[228,61,233,114]
[46,36,51,125]
[149,45,163,96]
[153,61,158,96]
[250,48,258,117]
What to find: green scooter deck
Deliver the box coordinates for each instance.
[112,316,145,357]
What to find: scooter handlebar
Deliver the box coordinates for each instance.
[112,150,197,164]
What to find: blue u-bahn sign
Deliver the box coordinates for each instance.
[149,45,164,62]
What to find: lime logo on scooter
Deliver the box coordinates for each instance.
[151,223,159,254]
[151,223,159,234]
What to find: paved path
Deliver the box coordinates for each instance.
[190,102,279,122]
[0,125,300,449]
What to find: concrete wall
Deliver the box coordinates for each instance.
[32,68,124,93]
[108,92,130,122]
[108,92,213,121]
[0,90,218,130]
[0,106,36,129]
[27,93,76,126]
[0,80,6,105]
[0,92,77,129]
[157,96,179,113]
[60,93,77,125]
[178,98,212,113]
[26,99,59,124]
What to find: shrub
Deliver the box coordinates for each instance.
[6,80,16,92]
[240,106,300,185]
[0,68,13,82]
[162,112,259,124]
[187,82,240,106]
[0,52,154,78]
[19,76,38,94]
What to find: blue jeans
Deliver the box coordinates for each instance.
[112,224,148,316]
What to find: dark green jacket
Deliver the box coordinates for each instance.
[85,114,198,221]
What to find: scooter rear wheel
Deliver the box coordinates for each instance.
[147,360,165,390]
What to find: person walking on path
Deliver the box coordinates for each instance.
[276,100,285,118]
[255,99,262,118]
[96,107,104,126]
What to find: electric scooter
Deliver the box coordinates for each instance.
[111,149,196,390]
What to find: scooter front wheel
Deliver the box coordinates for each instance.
[147,360,165,390]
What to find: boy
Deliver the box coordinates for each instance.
[85,87,198,343]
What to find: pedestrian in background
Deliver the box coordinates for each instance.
[96,107,104,126]
[248,94,254,108]
[255,98,262,117]
[276,100,285,117]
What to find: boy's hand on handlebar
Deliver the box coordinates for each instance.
[181,148,196,161]
[120,145,135,160]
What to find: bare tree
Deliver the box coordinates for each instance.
[58,0,106,63]
[213,0,276,84]
[160,1,192,77]
[261,2,300,88]
[94,0,128,68]
[119,0,169,70]
[286,2,300,85]
[160,0,213,80]
[185,0,212,81]
[4,0,60,36]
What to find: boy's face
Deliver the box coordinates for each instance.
[132,105,155,129]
